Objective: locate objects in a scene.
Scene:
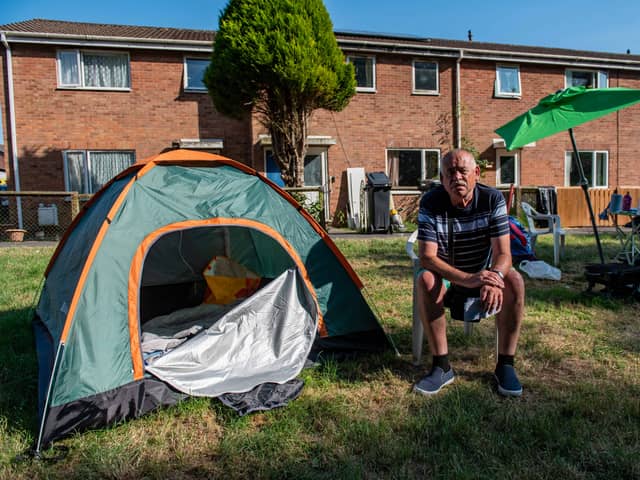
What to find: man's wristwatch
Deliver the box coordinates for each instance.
[490,269,504,280]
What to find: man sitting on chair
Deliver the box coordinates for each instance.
[414,149,525,396]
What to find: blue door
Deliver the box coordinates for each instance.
[265,151,285,187]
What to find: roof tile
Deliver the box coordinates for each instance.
[1,18,639,62]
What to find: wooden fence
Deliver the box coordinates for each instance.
[557,187,640,227]
[394,186,640,228]
[505,186,640,227]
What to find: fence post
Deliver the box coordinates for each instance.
[70,192,80,219]
[320,185,327,230]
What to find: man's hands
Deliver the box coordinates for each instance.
[419,239,509,314]
[480,284,503,314]
[460,270,505,314]
[460,269,505,290]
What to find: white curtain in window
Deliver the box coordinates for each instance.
[499,67,519,94]
[425,151,440,179]
[88,152,134,192]
[59,51,80,85]
[65,152,87,193]
[387,150,400,186]
[598,71,609,88]
[595,152,608,186]
[83,53,129,88]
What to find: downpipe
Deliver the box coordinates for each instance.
[1,32,23,228]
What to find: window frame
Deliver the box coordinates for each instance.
[183,57,210,92]
[386,148,441,189]
[56,49,131,91]
[564,150,609,188]
[564,68,609,89]
[63,149,136,194]
[495,64,521,98]
[412,60,439,95]
[347,55,376,92]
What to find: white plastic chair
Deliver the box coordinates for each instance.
[406,230,475,365]
[521,201,566,266]
[406,231,426,365]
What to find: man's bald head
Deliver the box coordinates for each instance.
[441,149,477,169]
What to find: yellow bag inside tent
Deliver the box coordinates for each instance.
[203,256,261,305]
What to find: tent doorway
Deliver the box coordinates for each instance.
[137,224,318,397]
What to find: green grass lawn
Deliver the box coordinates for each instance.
[1,235,638,479]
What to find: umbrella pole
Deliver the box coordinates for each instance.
[569,128,605,264]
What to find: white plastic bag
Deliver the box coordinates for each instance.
[519,260,561,281]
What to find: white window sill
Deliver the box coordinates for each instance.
[391,189,422,195]
[184,88,208,93]
[356,87,376,93]
[57,86,131,92]
[412,90,439,96]
[494,93,521,99]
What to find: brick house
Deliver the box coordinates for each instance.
[2,19,640,226]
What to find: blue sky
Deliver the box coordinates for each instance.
[1,0,639,140]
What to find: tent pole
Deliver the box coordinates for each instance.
[569,128,605,264]
[34,343,64,454]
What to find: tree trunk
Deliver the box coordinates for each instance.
[264,94,310,187]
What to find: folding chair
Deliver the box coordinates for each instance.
[406,230,499,365]
[521,201,566,266]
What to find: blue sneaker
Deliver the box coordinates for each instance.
[494,364,523,397]
[413,367,455,395]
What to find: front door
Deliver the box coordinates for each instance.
[264,148,329,213]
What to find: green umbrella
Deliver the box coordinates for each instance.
[495,86,640,263]
[496,86,640,150]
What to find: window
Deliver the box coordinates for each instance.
[565,69,608,89]
[347,55,375,91]
[57,50,130,89]
[184,58,209,91]
[264,149,325,187]
[63,150,135,194]
[564,151,608,187]
[496,153,519,187]
[413,60,438,94]
[303,153,323,186]
[264,148,328,212]
[387,149,440,188]
[495,65,521,97]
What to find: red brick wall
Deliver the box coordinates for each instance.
[5,42,640,223]
[6,44,252,191]
[302,57,640,217]
[461,61,640,190]
[252,53,458,218]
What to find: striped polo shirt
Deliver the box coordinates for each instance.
[417,183,509,273]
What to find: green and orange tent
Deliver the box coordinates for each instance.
[33,149,393,451]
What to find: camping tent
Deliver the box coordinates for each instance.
[33,149,392,450]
